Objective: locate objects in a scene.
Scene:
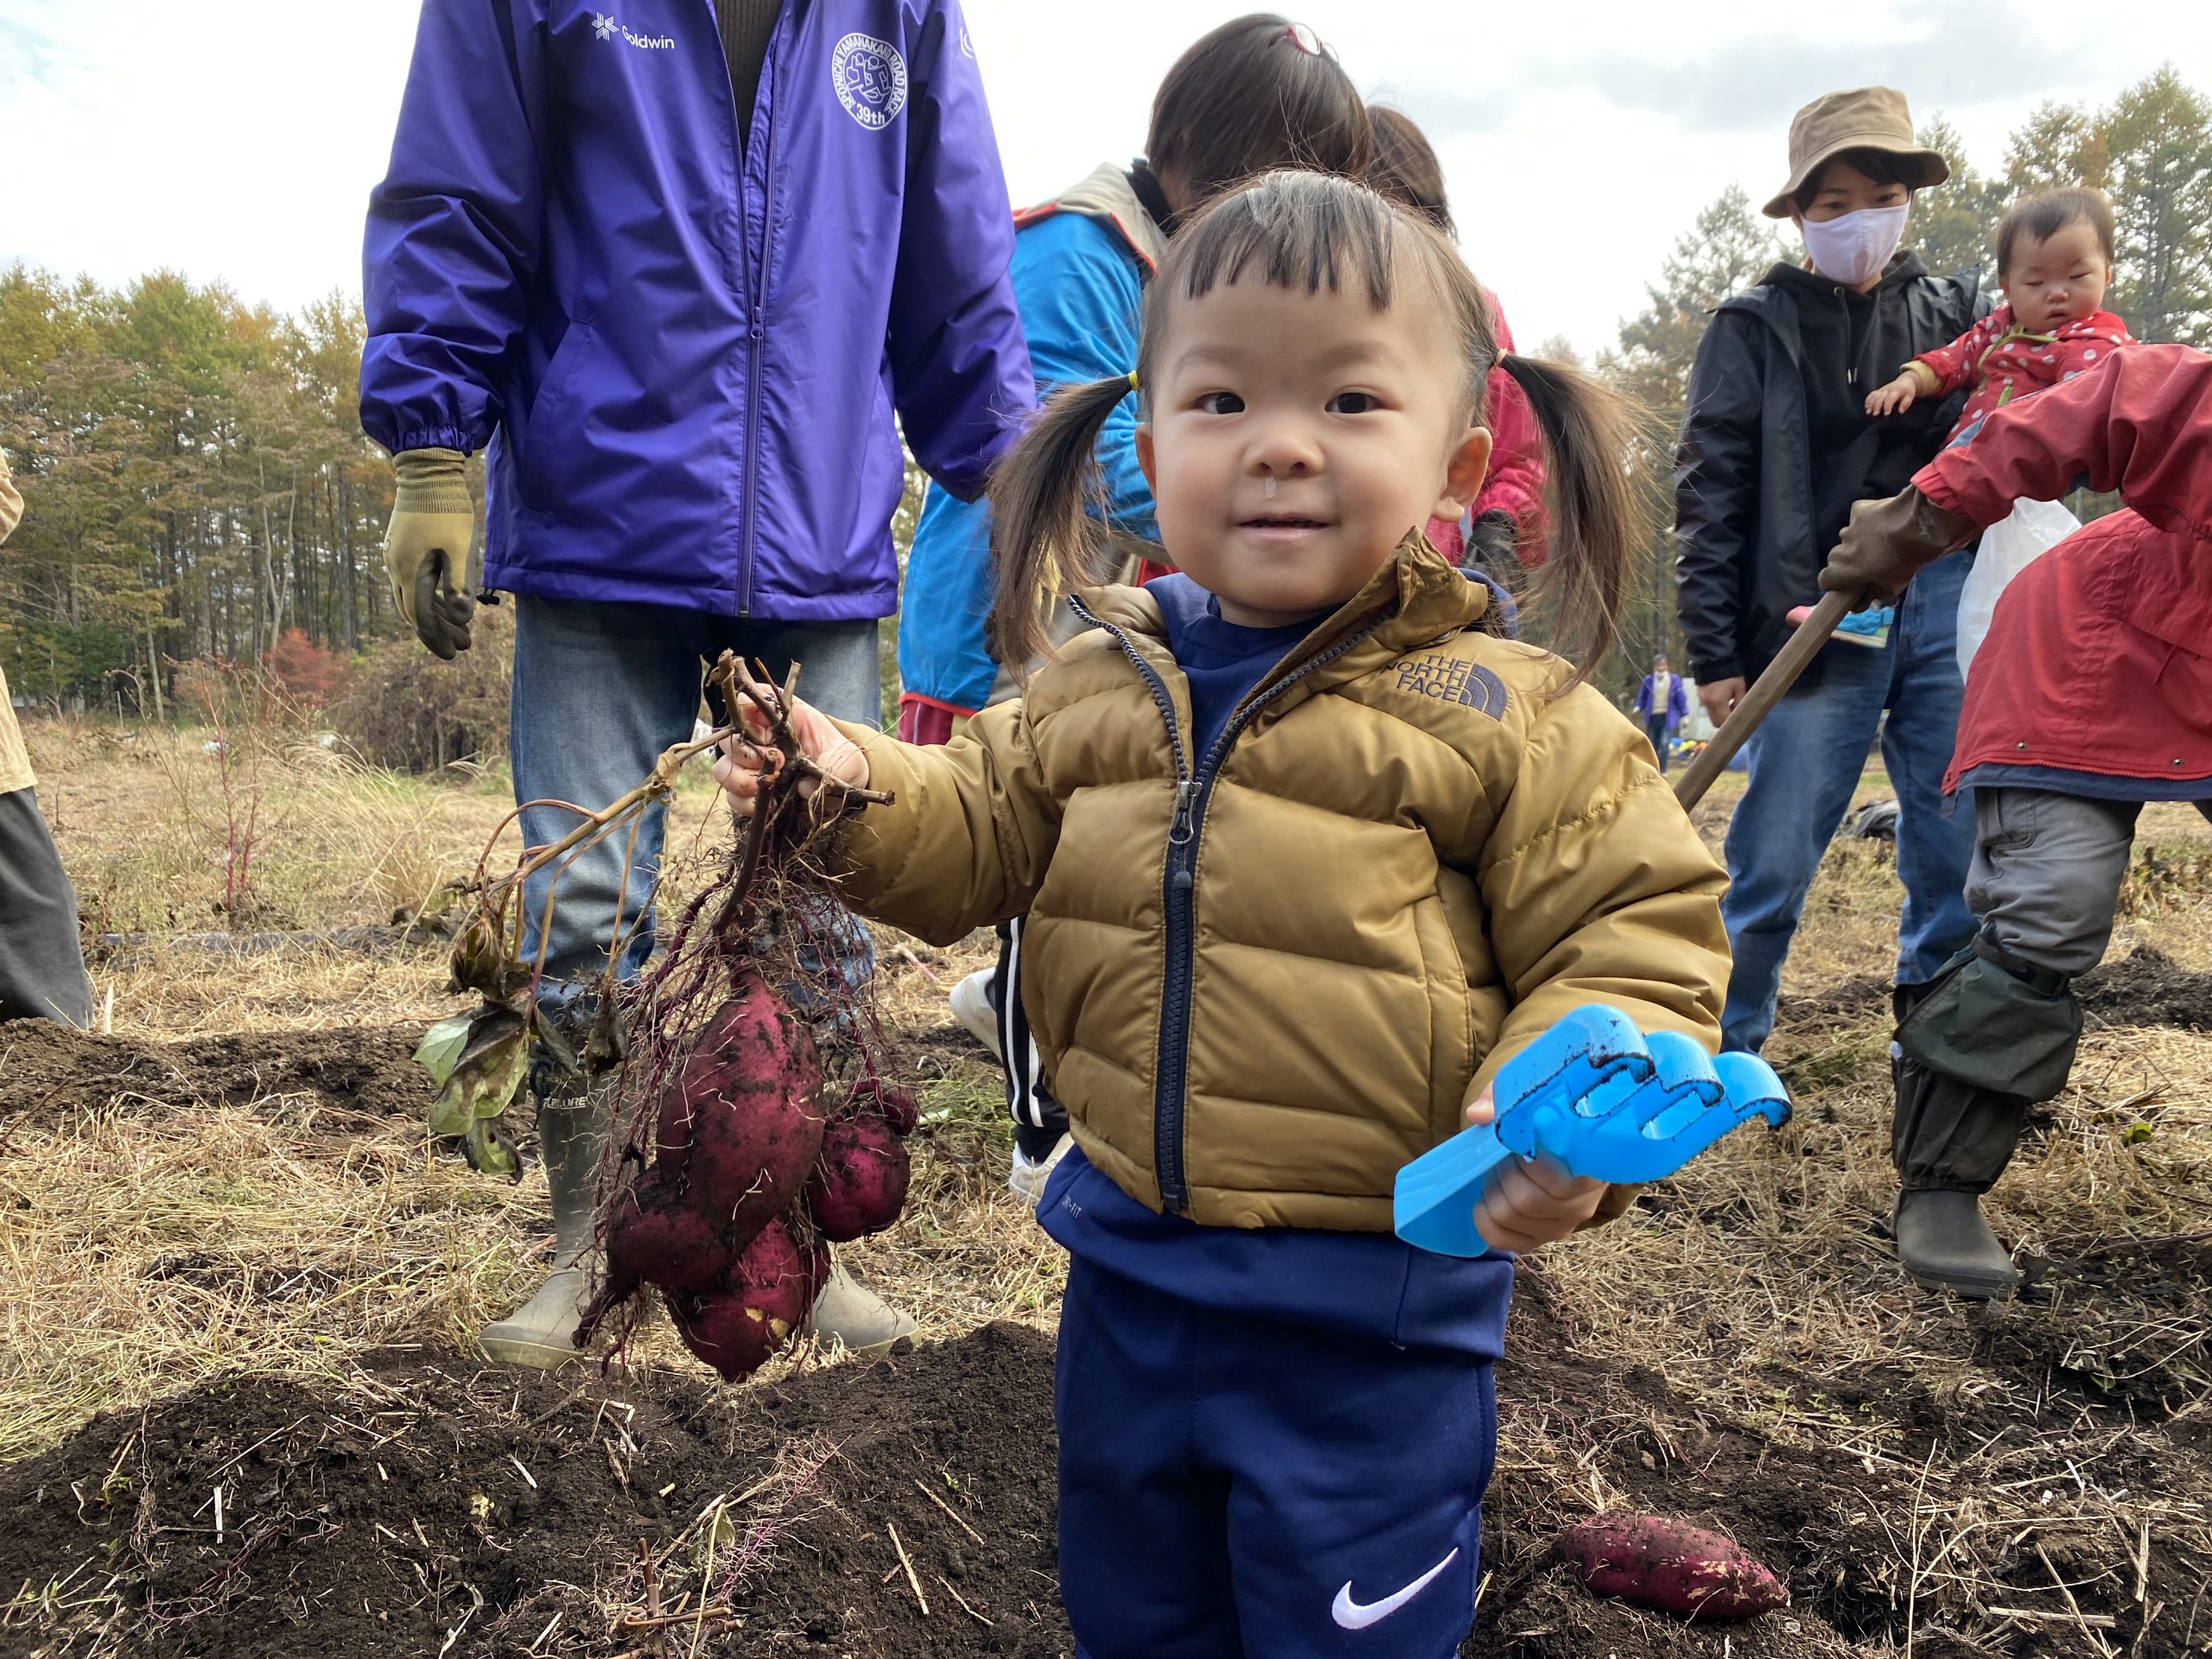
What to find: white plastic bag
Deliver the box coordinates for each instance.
[1956,497,2080,676]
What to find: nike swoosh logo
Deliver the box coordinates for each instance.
[1331,1547,1461,1630]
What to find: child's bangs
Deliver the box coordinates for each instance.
[1173,174,1401,311]
[1151,170,1495,419]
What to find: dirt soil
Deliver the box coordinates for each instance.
[1790,943,2212,1037]
[10,1291,2207,1659]
[1480,1283,2212,1659]
[4,950,2210,1655]
[3,1324,1064,1659]
[0,1023,428,1130]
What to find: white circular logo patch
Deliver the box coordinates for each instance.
[832,33,908,130]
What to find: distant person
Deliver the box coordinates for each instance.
[722,170,1726,1659]
[362,0,1033,1366]
[896,14,1374,1203]
[1675,87,1987,1074]
[1866,188,2131,441]
[1634,653,1688,772]
[1823,345,2212,1296]
[0,448,93,1028]
[1365,105,1548,575]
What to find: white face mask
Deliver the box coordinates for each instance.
[1800,204,1910,287]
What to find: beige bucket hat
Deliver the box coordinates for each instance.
[1763,86,1949,219]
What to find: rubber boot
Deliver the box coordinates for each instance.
[479,1098,607,1369]
[804,1262,918,1357]
[1889,969,2033,1302]
[1893,1188,2020,1300]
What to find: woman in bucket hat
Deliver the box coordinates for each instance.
[1673,87,1990,1262]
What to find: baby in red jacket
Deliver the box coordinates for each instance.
[1866,187,2132,438]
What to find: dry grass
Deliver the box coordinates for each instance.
[8,716,2212,1654]
[0,1095,514,1463]
[33,721,503,943]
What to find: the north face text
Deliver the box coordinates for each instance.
[1393,653,1507,718]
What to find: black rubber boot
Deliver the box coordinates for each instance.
[1889,969,2033,1303]
[1893,1188,2020,1300]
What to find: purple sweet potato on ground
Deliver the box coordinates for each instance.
[1556,1515,1788,1619]
[669,1220,817,1381]
[803,1110,912,1242]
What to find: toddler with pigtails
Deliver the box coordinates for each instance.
[720,170,1728,1658]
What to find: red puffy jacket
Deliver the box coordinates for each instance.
[1913,346,2212,796]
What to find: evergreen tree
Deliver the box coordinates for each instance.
[2100,67,2212,345]
[2005,100,2107,192]
[0,265,392,713]
[1913,117,2010,282]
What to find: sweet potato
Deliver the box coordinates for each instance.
[803,1109,912,1242]
[573,1172,738,1344]
[655,973,826,1243]
[845,1075,919,1136]
[669,1220,818,1381]
[1556,1515,1787,1619]
[606,1176,733,1294]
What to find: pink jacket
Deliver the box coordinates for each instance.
[1909,305,2133,443]
[1427,290,1549,567]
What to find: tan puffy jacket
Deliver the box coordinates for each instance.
[837,538,1730,1232]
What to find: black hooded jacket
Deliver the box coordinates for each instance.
[1674,252,1985,684]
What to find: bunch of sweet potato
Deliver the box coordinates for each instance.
[577,969,916,1377]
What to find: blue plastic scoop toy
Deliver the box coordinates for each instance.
[1392,1006,1791,1256]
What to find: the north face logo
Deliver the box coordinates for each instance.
[1393,652,1506,717]
[832,33,909,130]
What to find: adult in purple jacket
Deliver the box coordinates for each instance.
[361,0,1033,1369]
[1633,653,1690,774]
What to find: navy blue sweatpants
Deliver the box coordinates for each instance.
[1056,1257,1497,1658]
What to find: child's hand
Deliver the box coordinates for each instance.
[1865,375,1919,417]
[712,693,871,817]
[1463,1085,1611,1253]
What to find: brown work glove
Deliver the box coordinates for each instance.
[1818,486,1977,605]
[384,447,478,659]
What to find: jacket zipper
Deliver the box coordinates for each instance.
[1837,287,1862,389]
[1067,594,1392,1211]
[713,0,779,618]
[739,95,778,616]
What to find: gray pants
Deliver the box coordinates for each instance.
[1967,788,2139,977]
[1893,785,2139,1192]
[0,786,92,1027]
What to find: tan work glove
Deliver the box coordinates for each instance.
[385,447,478,659]
[1818,486,1977,606]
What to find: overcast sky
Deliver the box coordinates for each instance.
[2,0,2208,359]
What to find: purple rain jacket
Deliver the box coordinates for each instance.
[360,1,1033,621]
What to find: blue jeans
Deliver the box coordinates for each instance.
[509,596,881,1006]
[1719,551,1977,1053]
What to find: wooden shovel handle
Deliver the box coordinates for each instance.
[1673,589,1856,811]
